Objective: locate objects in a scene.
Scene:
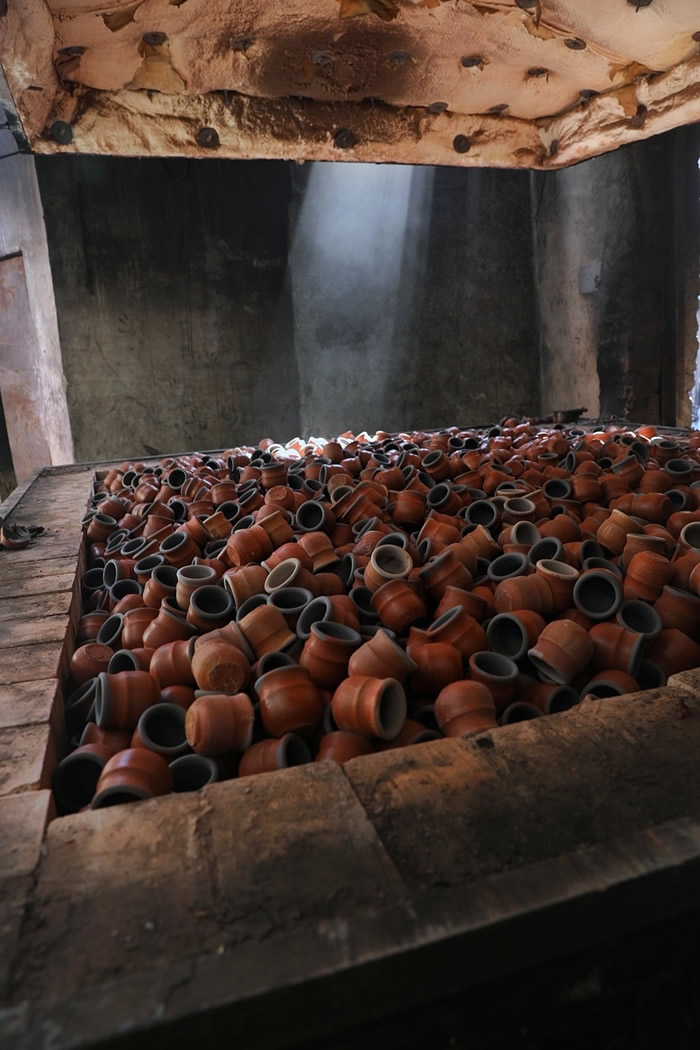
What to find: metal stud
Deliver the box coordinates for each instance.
[142,32,167,46]
[429,101,448,114]
[489,103,509,115]
[389,51,411,66]
[197,127,220,149]
[49,120,73,144]
[461,55,482,68]
[565,38,587,50]
[453,134,471,154]
[334,128,356,149]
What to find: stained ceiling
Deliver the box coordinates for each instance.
[1,0,699,168]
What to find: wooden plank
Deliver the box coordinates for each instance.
[0,679,63,734]
[0,539,83,566]
[0,642,67,684]
[0,469,41,520]
[0,615,71,649]
[0,724,55,796]
[0,791,55,880]
[0,573,77,601]
[0,556,80,586]
[0,593,74,622]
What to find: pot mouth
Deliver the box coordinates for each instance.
[268,587,313,613]
[536,558,579,579]
[91,785,152,809]
[375,532,409,550]
[277,733,312,768]
[617,600,662,639]
[500,702,541,724]
[580,677,632,700]
[510,521,540,546]
[189,585,234,618]
[486,614,528,661]
[487,552,528,582]
[295,502,326,531]
[177,564,216,583]
[137,703,188,755]
[255,650,299,676]
[504,497,536,514]
[152,565,178,588]
[466,500,499,527]
[375,679,407,740]
[471,651,518,680]
[545,686,579,714]
[170,754,218,792]
[370,545,412,577]
[311,621,362,645]
[235,593,269,621]
[107,649,139,673]
[526,652,567,686]
[134,554,165,577]
[96,614,123,648]
[348,587,377,618]
[428,604,462,633]
[573,571,623,619]
[636,659,667,690]
[296,596,332,640]
[528,537,563,565]
[55,749,109,812]
[265,558,301,592]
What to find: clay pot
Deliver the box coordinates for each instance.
[379,719,442,749]
[616,600,662,641]
[299,622,362,689]
[589,623,645,676]
[161,684,197,709]
[426,604,487,660]
[596,508,639,555]
[186,585,235,631]
[170,754,219,792]
[679,521,700,551]
[185,692,254,755]
[621,532,666,564]
[120,607,158,650]
[135,703,189,758]
[467,651,519,712]
[364,545,413,593]
[486,611,546,662]
[486,552,529,584]
[191,640,251,693]
[238,604,297,657]
[238,734,312,776]
[653,585,700,639]
[332,676,407,740]
[256,666,324,736]
[527,536,564,567]
[534,559,580,612]
[648,628,700,676]
[53,744,113,813]
[392,490,427,528]
[527,619,594,685]
[225,524,273,567]
[266,586,314,630]
[64,679,99,733]
[295,531,341,572]
[407,641,463,697]
[493,574,554,616]
[316,732,375,764]
[434,585,486,623]
[500,702,542,725]
[79,723,132,754]
[92,748,173,808]
[70,643,114,686]
[580,670,639,699]
[670,550,700,592]
[262,541,313,574]
[418,549,472,601]
[159,530,201,568]
[631,492,673,524]
[572,569,623,621]
[624,551,673,602]
[434,681,498,736]
[175,564,218,609]
[223,564,269,609]
[150,638,197,688]
[94,670,160,730]
[370,579,427,634]
[538,515,580,545]
[347,628,417,683]
[76,611,111,645]
[517,678,579,715]
[142,604,198,650]
[142,565,178,608]
[263,558,316,596]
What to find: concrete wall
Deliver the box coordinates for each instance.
[0,125,73,492]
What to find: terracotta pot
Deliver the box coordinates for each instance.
[186,585,235,631]
[256,666,324,736]
[169,754,219,792]
[120,606,159,650]
[572,569,623,621]
[364,544,413,593]
[596,508,639,555]
[580,669,639,699]
[370,578,427,634]
[630,492,673,524]
[191,639,251,693]
[161,684,197,709]
[691,561,700,596]
[53,744,113,813]
[493,574,554,616]
[79,723,132,754]
[500,702,542,725]
[434,681,498,736]
[426,604,487,659]
[589,623,645,676]
[299,621,362,689]
[142,565,178,608]
[136,702,189,758]
[175,563,218,609]
[348,628,417,683]
[238,603,297,657]
[653,585,700,639]
[538,515,580,545]
[316,731,375,764]
[616,600,662,641]
[70,643,114,686]
[223,564,269,609]
[621,533,666,564]
[486,552,529,584]
[295,531,341,572]
[648,628,700,676]
[224,524,273,567]
[94,670,160,730]
[527,619,594,685]
[467,651,519,712]
[527,536,564,567]
[434,585,486,623]
[263,558,316,596]
[517,678,579,715]
[92,748,173,808]
[238,733,313,776]
[486,610,546,662]
[392,490,427,528]
[325,595,362,632]
[86,513,118,544]
[185,692,254,755]
[534,559,580,612]
[408,642,463,697]
[679,521,700,551]
[266,586,314,629]
[417,549,472,602]
[150,638,197,688]
[378,719,442,749]
[76,611,111,646]
[142,604,198,649]
[624,551,673,602]
[64,678,99,733]
[158,530,201,568]
[332,676,407,740]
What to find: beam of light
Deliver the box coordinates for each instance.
[289,161,434,438]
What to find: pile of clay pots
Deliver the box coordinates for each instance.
[55,421,700,813]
